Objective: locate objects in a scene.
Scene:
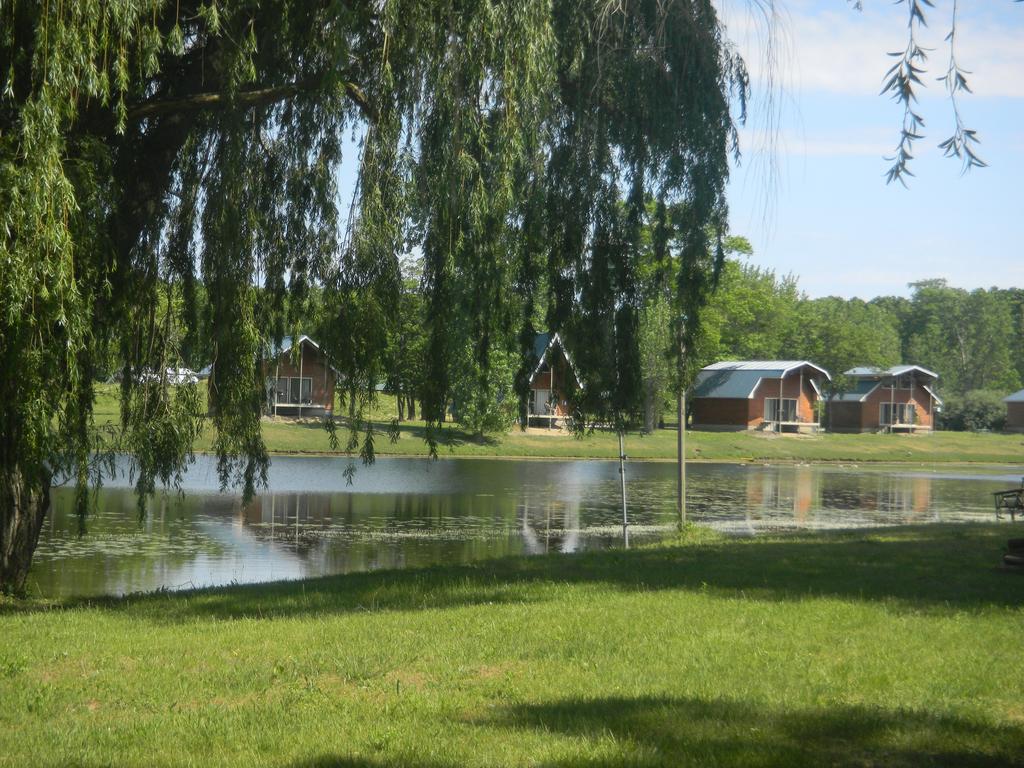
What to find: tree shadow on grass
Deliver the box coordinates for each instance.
[278,694,1024,768]
[4,524,1021,622]
[390,421,502,449]
[471,694,1024,767]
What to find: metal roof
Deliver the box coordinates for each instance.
[829,378,881,403]
[532,332,551,361]
[844,364,939,380]
[692,360,830,400]
[529,332,582,389]
[922,384,943,406]
[703,360,830,377]
[1005,389,1024,403]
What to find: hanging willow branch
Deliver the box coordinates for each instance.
[0,0,747,592]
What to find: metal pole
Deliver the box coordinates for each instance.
[677,328,687,528]
[677,389,686,527]
[618,430,629,548]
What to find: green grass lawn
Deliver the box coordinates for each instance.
[93,383,1024,464]
[2,524,1023,766]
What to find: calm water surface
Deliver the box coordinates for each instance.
[28,455,1024,597]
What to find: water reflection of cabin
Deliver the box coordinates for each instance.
[828,366,941,433]
[1005,389,1024,433]
[690,360,830,433]
[527,333,581,427]
[268,335,337,418]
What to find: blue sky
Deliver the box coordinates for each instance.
[719,0,1024,298]
[335,1,1023,300]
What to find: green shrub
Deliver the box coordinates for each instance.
[939,390,1007,432]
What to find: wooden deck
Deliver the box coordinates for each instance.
[764,420,821,434]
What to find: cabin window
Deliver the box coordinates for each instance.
[880,402,916,425]
[765,398,798,422]
[898,374,913,390]
[275,377,313,405]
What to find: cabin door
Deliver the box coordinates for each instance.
[533,389,550,416]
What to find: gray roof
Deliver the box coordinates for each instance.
[702,360,830,376]
[844,364,938,381]
[830,378,881,403]
[692,360,830,400]
[830,374,944,405]
[533,332,552,361]
[1005,389,1024,403]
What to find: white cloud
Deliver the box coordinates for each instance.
[738,127,890,157]
[716,0,1024,100]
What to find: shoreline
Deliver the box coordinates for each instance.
[226,448,1024,470]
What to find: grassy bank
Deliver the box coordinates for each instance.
[93,384,1024,464]
[3,524,1023,766]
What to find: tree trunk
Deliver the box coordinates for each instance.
[407,397,416,421]
[642,378,657,434]
[397,393,405,421]
[0,466,51,595]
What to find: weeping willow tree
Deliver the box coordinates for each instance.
[0,0,746,594]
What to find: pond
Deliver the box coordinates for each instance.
[28,455,1023,598]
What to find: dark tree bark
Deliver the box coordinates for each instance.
[0,466,51,595]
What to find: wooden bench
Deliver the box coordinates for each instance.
[993,484,1024,521]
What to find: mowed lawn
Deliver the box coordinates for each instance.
[92,384,1024,464]
[2,524,1023,767]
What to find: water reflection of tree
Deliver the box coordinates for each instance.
[31,489,228,597]
[239,490,531,574]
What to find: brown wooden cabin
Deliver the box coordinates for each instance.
[828,366,941,433]
[267,335,337,418]
[526,333,581,427]
[1006,389,1024,433]
[690,360,830,433]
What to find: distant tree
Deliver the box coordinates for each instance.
[995,288,1024,387]
[450,341,519,437]
[697,259,801,364]
[797,297,901,388]
[383,258,427,422]
[904,281,1021,395]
